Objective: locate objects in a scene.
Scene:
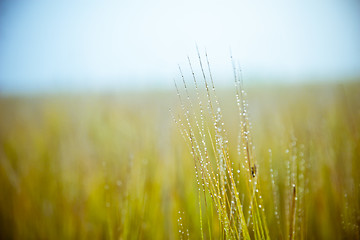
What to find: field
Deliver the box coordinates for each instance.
[0,81,359,239]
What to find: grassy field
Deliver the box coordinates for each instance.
[0,81,359,239]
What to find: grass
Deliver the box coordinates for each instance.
[0,62,359,239]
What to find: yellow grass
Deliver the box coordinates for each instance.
[0,80,359,239]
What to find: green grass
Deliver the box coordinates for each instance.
[0,78,359,239]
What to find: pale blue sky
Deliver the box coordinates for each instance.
[0,0,359,92]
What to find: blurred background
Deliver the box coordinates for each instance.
[0,1,360,239]
[0,0,359,93]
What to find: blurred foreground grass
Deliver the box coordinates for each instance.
[0,82,359,239]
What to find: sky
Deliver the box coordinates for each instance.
[0,0,359,93]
